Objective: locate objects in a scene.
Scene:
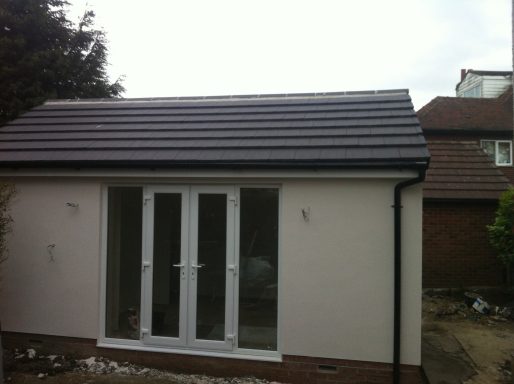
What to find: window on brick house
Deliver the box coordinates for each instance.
[461,84,481,98]
[481,140,512,166]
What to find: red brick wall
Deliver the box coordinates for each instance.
[2,332,423,384]
[498,166,514,184]
[423,200,504,288]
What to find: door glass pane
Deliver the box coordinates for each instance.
[196,194,227,341]
[239,188,279,350]
[497,142,511,165]
[106,187,143,340]
[152,193,182,337]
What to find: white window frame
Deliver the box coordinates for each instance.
[98,183,282,361]
[480,140,512,166]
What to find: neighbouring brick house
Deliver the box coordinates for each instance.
[418,86,514,182]
[422,141,509,287]
[418,87,514,288]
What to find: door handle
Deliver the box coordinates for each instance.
[173,262,186,280]
[190,263,204,281]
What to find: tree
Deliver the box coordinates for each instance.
[0,184,15,266]
[0,183,15,383]
[487,187,514,285]
[0,0,124,124]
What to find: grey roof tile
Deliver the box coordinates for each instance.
[0,91,429,168]
[293,148,322,160]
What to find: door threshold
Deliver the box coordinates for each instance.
[97,341,282,362]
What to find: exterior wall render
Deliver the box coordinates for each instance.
[0,174,422,366]
[0,179,102,338]
[280,179,422,365]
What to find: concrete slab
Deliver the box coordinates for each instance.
[422,335,476,384]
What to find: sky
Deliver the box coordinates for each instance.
[67,0,512,110]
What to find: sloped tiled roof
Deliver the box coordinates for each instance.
[417,87,513,133]
[423,141,510,200]
[0,90,429,169]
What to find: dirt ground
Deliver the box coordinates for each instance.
[1,351,277,384]
[4,371,276,384]
[5,372,195,384]
[422,289,514,384]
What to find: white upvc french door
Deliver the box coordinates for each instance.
[141,185,236,351]
[188,185,236,350]
[141,185,189,347]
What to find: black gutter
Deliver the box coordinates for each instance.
[0,159,429,170]
[392,167,427,384]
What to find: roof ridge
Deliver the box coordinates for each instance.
[417,96,444,116]
[44,89,410,104]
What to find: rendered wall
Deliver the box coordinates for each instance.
[280,179,422,365]
[0,174,422,366]
[0,179,102,338]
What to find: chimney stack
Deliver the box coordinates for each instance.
[461,68,467,81]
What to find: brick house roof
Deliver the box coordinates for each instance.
[423,141,510,200]
[417,87,513,133]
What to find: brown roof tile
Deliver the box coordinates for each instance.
[417,87,513,132]
[423,141,510,200]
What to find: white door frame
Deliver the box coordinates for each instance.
[187,185,236,351]
[141,185,190,347]
[141,185,236,351]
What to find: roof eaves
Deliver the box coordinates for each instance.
[0,159,429,170]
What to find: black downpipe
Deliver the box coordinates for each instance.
[393,168,426,384]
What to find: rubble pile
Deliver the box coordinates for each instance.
[499,359,513,380]
[423,290,514,324]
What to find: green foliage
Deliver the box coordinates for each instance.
[0,0,124,123]
[0,183,15,266]
[488,187,514,267]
